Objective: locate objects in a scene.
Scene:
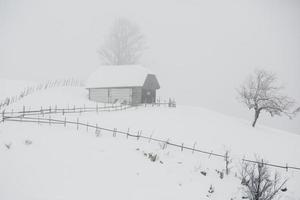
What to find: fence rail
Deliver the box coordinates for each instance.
[1,100,176,121]
[2,112,300,172]
[1,104,133,119]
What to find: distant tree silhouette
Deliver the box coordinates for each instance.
[98,18,146,65]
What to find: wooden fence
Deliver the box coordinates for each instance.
[2,111,300,172]
[0,78,84,111]
[1,104,132,119]
[0,98,176,120]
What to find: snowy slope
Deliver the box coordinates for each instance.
[0,81,299,200]
[0,79,35,100]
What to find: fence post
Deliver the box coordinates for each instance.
[41,106,44,117]
[136,131,140,140]
[225,151,229,175]
[2,110,4,122]
[126,128,130,139]
[95,124,100,137]
[77,118,79,130]
[62,108,64,116]
[64,117,66,127]
[163,139,169,150]
[86,121,89,132]
[112,128,115,137]
[49,115,51,125]
[181,143,184,151]
[148,134,153,143]
[22,106,25,117]
[138,131,142,140]
[96,104,98,113]
[208,151,213,159]
[286,163,289,172]
[192,142,196,154]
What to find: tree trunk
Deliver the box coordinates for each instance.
[252,110,260,127]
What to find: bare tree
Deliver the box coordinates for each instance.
[238,70,299,127]
[240,160,288,200]
[98,18,146,65]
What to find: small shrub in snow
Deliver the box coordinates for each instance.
[208,185,215,193]
[142,152,159,162]
[200,171,207,176]
[25,140,32,145]
[239,159,288,200]
[215,169,224,179]
[148,153,158,162]
[4,143,12,149]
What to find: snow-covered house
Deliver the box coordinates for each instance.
[85,65,160,105]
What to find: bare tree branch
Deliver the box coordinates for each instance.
[98,18,146,65]
[237,70,299,127]
[240,158,288,200]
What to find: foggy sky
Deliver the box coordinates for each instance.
[0,0,299,133]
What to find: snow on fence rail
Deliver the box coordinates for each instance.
[2,111,300,172]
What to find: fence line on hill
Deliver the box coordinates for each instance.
[0,78,85,111]
[1,104,133,118]
[0,99,176,120]
[2,113,300,172]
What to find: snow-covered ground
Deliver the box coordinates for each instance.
[0,79,36,100]
[0,81,299,200]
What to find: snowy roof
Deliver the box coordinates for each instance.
[85,65,154,88]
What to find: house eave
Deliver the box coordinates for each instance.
[86,86,143,90]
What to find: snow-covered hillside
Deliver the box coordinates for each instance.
[0,81,299,200]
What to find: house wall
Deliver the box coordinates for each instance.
[141,89,156,103]
[110,88,132,104]
[132,87,142,105]
[89,88,109,102]
[89,87,135,104]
